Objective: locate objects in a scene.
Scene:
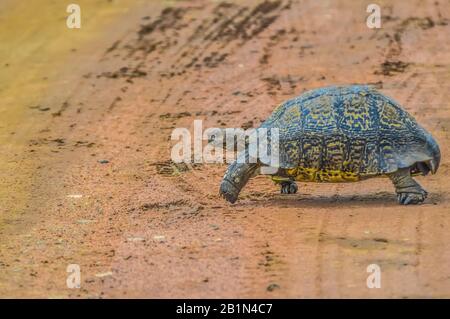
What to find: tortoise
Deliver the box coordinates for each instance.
[219,85,440,205]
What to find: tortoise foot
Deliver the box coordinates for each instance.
[281,181,298,194]
[397,189,428,205]
[220,179,239,204]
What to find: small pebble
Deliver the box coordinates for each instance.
[153,235,166,242]
[95,271,113,278]
[267,283,280,292]
[77,219,96,224]
[67,194,83,198]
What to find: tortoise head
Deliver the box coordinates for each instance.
[207,128,250,152]
[207,128,226,149]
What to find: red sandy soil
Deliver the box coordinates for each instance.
[0,0,450,298]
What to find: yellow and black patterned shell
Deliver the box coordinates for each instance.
[261,85,440,181]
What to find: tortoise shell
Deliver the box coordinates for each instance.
[260,85,440,182]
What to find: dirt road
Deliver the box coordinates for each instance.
[0,0,449,298]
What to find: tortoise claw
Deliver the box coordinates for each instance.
[219,179,239,204]
[397,190,427,205]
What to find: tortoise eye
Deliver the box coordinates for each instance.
[209,135,217,142]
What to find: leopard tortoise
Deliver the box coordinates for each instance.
[219,85,440,205]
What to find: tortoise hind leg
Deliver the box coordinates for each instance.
[271,174,298,194]
[389,168,428,205]
[280,180,298,194]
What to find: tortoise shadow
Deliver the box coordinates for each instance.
[237,191,442,209]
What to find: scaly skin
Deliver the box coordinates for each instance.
[389,168,428,205]
[220,161,259,204]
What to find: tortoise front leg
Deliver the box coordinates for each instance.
[389,168,428,205]
[220,161,260,203]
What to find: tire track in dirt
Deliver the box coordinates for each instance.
[101,1,290,79]
[375,11,449,77]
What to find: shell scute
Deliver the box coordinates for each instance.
[260,85,440,181]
